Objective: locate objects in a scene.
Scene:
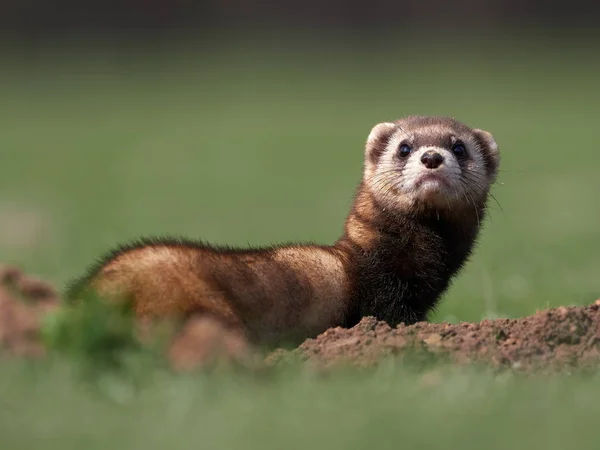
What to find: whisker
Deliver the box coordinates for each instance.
[489,192,504,213]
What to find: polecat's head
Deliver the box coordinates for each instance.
[363,116,500,213]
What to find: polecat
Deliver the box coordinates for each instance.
[66,116,500,348]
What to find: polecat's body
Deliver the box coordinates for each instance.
[67,116,500,347]
[70,239,349,346]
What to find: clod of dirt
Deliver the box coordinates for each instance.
[0,265,59,358]
[168,315,258,371]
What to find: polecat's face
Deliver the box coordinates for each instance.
[363,116,500,212]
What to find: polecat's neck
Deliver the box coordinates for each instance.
[334,187,484,327]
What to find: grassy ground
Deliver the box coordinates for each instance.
[2,360,600,450]
[1,33,600,448]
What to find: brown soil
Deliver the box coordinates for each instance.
[0,266,59,359]
[269,304,600,373]
[168,315,259,371]
[2,265,600,373]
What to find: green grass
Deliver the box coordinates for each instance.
[2,361,600,450]
[1,34,600,448]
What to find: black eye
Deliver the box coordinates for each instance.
[398,144,412,157]
[452,143,466,157]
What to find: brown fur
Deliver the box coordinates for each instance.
[66,116,500,348]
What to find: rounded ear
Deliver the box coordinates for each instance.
[365,122,396,163]
[473,128,500,181]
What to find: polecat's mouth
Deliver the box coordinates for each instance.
[414,173,450,189]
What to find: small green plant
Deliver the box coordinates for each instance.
[41,290,150,377]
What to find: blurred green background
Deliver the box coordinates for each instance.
[2,32,599,323]
[2,9,600,448]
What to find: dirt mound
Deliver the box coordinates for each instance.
[168,315,257,371]
[270,303,600,373]
[0,266,59,358]
[2,266,600,373]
